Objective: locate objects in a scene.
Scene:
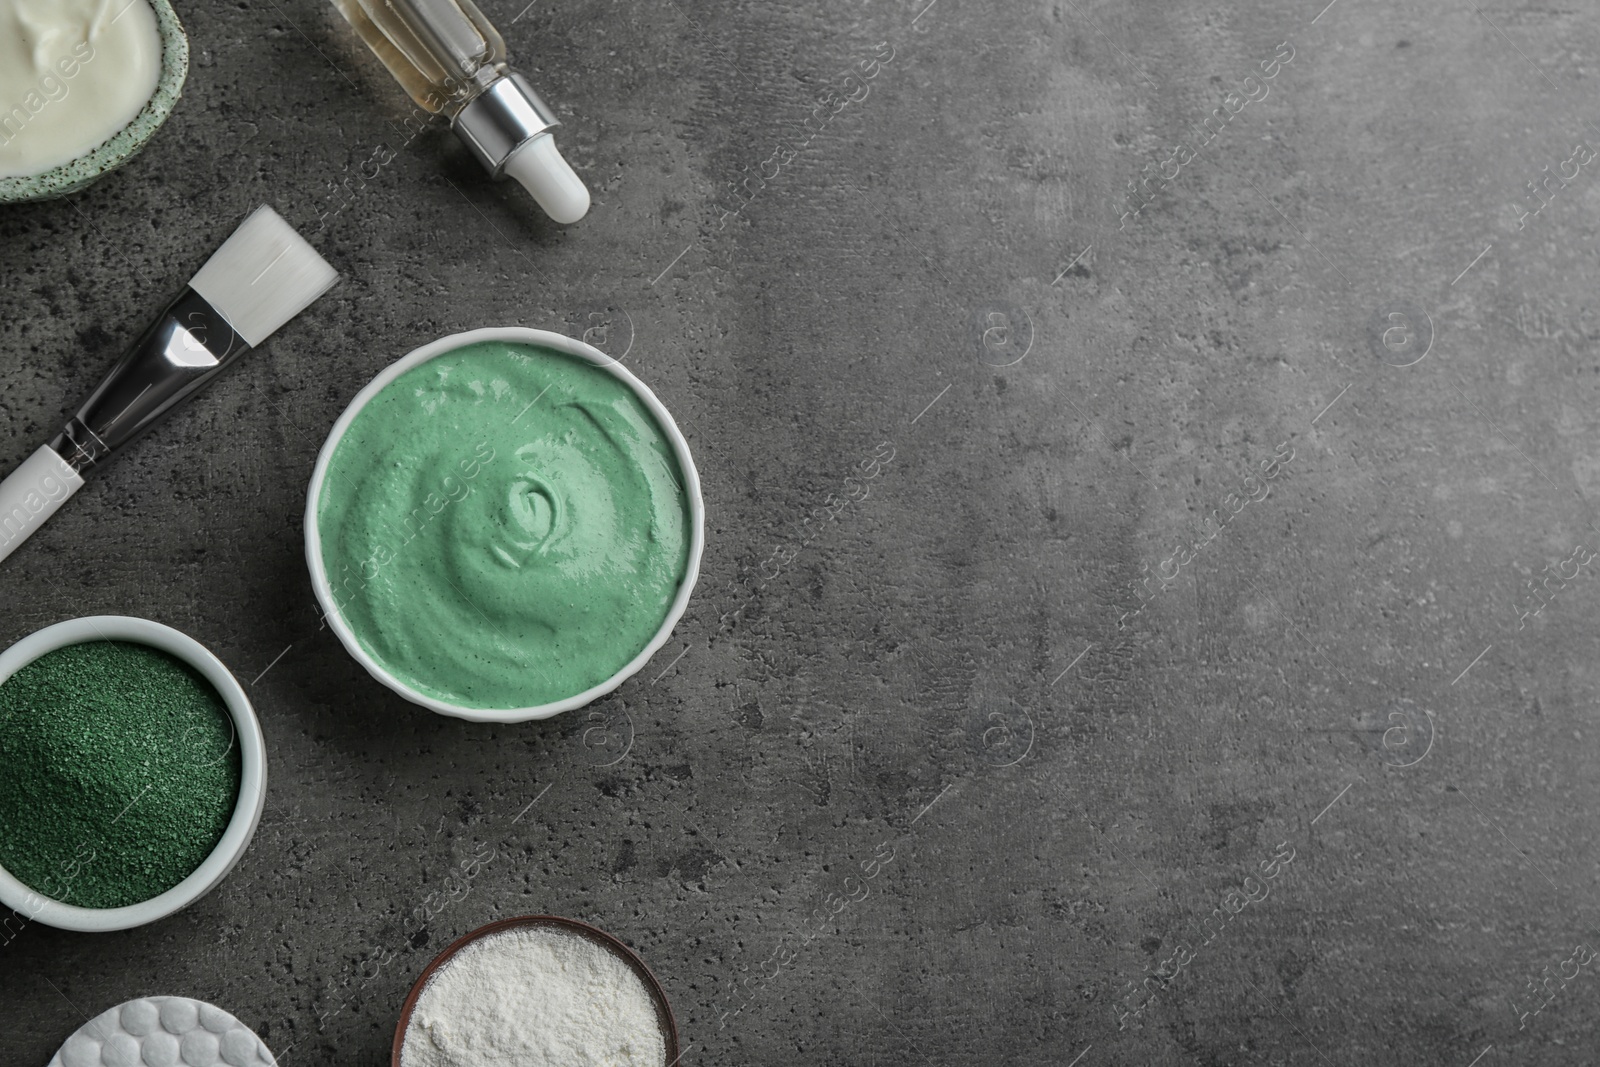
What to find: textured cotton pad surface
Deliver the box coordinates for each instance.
[49,996,275,1067]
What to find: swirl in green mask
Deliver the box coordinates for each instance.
[318,342,690,709]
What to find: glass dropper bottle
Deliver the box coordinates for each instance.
[331,0,590,223]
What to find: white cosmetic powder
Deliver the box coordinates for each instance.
[401,927,667,1067]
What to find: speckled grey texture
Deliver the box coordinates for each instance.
[3,0,1600,1064]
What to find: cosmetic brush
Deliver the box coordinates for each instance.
[0,205,339,565]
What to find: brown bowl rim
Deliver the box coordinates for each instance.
[390,914,681,1067]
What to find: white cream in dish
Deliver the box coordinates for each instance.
[0,0,163,178]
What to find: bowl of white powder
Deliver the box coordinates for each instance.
[391,916,678,1067]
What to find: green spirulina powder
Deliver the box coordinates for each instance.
[0,641,241,909]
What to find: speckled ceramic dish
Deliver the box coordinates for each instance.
[0,0,189,203]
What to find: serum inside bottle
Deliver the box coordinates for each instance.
[333,0,590,223]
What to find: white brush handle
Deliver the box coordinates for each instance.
[0,446,83,565]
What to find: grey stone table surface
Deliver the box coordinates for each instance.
[2,0,1598,1063]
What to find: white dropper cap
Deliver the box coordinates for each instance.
[505,134,590,224]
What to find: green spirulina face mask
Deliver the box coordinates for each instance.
[318,342,691,709]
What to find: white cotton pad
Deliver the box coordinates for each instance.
[49,996,275,1067]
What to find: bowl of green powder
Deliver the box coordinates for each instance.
[0,616,266,933]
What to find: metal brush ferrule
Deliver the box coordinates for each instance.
[49,289,250,474]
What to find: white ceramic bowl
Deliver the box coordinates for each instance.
[304,327,706,724]
[0,616,267,933]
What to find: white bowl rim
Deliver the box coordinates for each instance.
[0,615,267,933]
[303,327,706,724]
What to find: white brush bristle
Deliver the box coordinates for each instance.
[188,205,339,347]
